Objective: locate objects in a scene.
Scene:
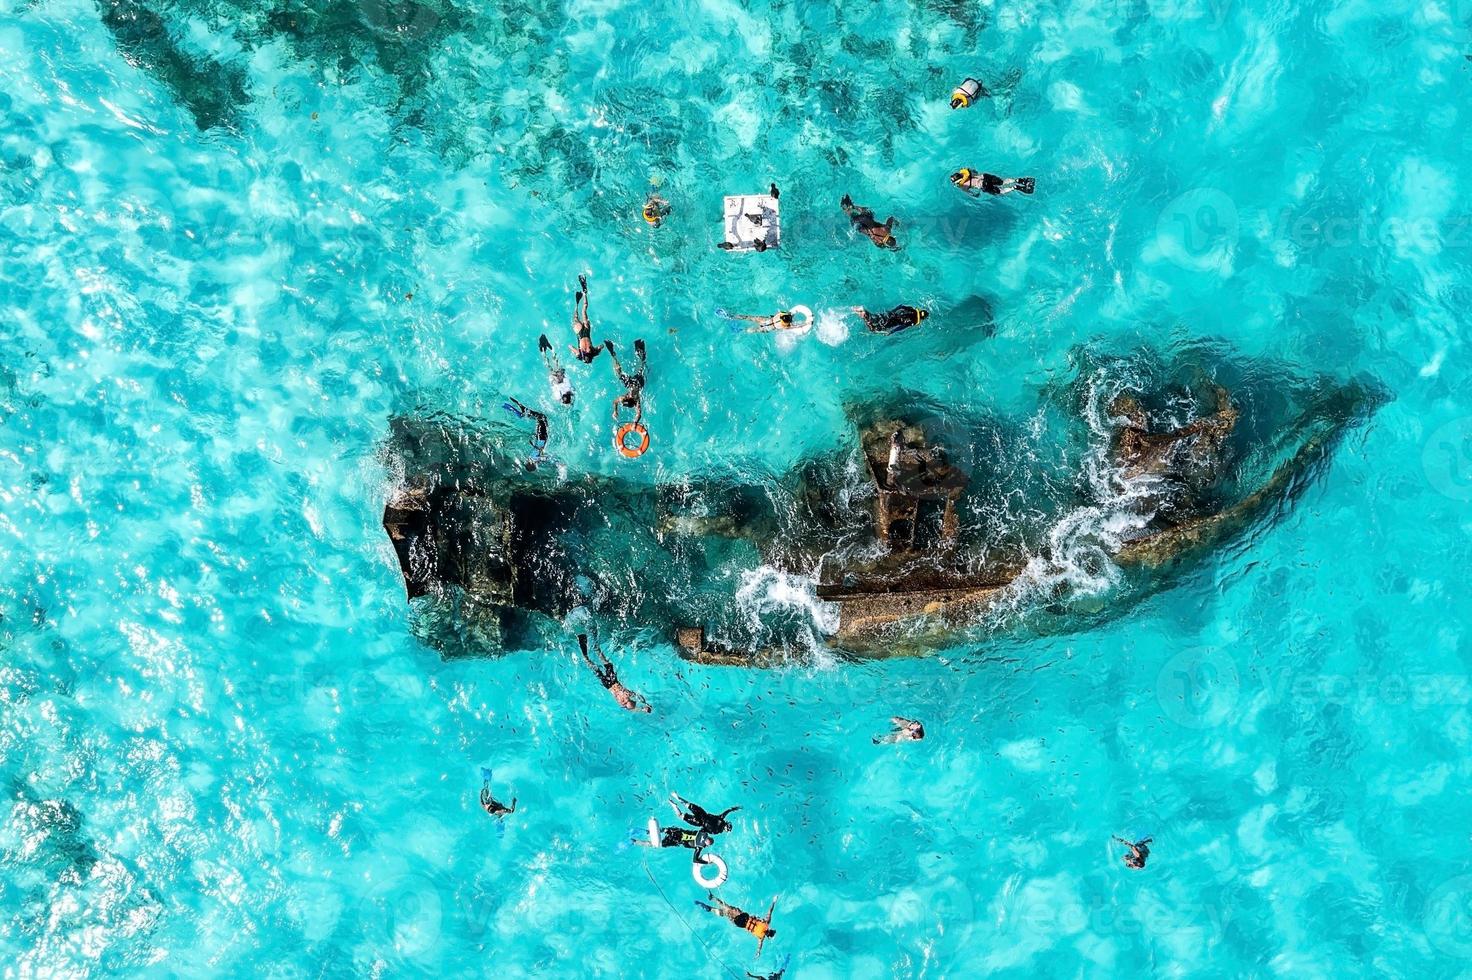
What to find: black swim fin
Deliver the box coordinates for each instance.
[634,339,646,357]
[1017,178,1036,194]
[539,334,552,352]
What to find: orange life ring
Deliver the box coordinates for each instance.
[616,422,649,458]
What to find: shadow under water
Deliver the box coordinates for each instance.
[381,346,1389,662]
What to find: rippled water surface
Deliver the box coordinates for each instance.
[3,0,1472,976]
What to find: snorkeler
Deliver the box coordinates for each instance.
[694,894,778,955]
[577,633,652,713]
[604,338,647,422]
[642,192,672,228]
[747,956,791,980]
[538,334,575,406]
[669,792,740,835]
[1114,836,1152,870]
[950,169,1035,197]
[502,397,550,470]
[479,768,516,818]
[720,309,800,333]
[634,823,715,863]
[568,274,605,364]
[840,194,899,250]
[873,716,925,744]
[854,305,928,335]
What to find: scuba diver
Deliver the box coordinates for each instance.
[669,793,740,835]
[854,305,928,335]
[873,716,925,744]
[502,397,550,471]
[694,894,778,955]
[950,169,1035,197]
[642,192,672,228]
[577,633,652,713]
[633,824,715,863]
[1114,836,1153,870]
[840,194,899,250]
[538,334,575,406]
[568,274,605,364]
[479,768,516,818]
[604,338,647,422]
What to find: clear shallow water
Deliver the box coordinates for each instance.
[2,0,1471,975]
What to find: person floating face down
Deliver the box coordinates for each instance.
[538,334,575,406]
[502,397,550,471]
[669,793,740,835]
[724,309,800,334]
[950,169,1035,197]
[642,192,672,228]
[577,633,652,713]
[479,768,516,818]
[1114,836,1152,870]
[840,194,899,250]
[604,338,647,422]
[694,894,778,956]
[633,823,716,863]
[569,274,605,364]
[854,305,928,335]
[873,716,925,744]
[747,954,791,980]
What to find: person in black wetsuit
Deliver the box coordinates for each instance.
[1114,836,1153,869]
[854,305,929,335]
[502,397,550,471]
[604,338,647,421]
[669,793,740,835]
[841,194,900,250]
[538,334,575,406]
[950,169,1035,197]
[480,779,516,818]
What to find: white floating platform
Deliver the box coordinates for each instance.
[722,194,780,251]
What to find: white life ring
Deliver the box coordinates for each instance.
[789,304,813,328]
[647,818,661,848]
[691,852,728,888]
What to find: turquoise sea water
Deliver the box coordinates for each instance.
[4,0,1472,975]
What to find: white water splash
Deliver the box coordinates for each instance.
[733,565,839,636]
[815,307,850,346]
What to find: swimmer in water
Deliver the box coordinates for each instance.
[479,770,516,818]
[604,338,647,422]
[854,305,929,335]
[642,192,672,228]
[633,824,715,863]
[1114,836,1152,870]
[502,397,550,471]
[669,793,740,835]
[747,954,791,980]
[873,716,925,744]
[538,334,575,406]
[694,894,778,956]
[841,194,899,250]
[568,274,605,364]
[577,633,652,713]
[722,309,801,333]
[950,169,1036,197]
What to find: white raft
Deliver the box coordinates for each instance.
[722,193,780,251]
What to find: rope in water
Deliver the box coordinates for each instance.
[641,858,746,980]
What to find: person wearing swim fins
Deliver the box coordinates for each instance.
[604,338,647,422]
[577,633,652,713]
[723,309,800,333]
[502,397,550,471]
[873,716,925,744]
[568,274,605,364]
[479,769,516,818]
[669,793,740,835]
[1114,836,1153,870]
[854,305,928,335]
[538,334,575,406]
[694,894,778,955]
[841,194,900,250]
[950,169,1035,197]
